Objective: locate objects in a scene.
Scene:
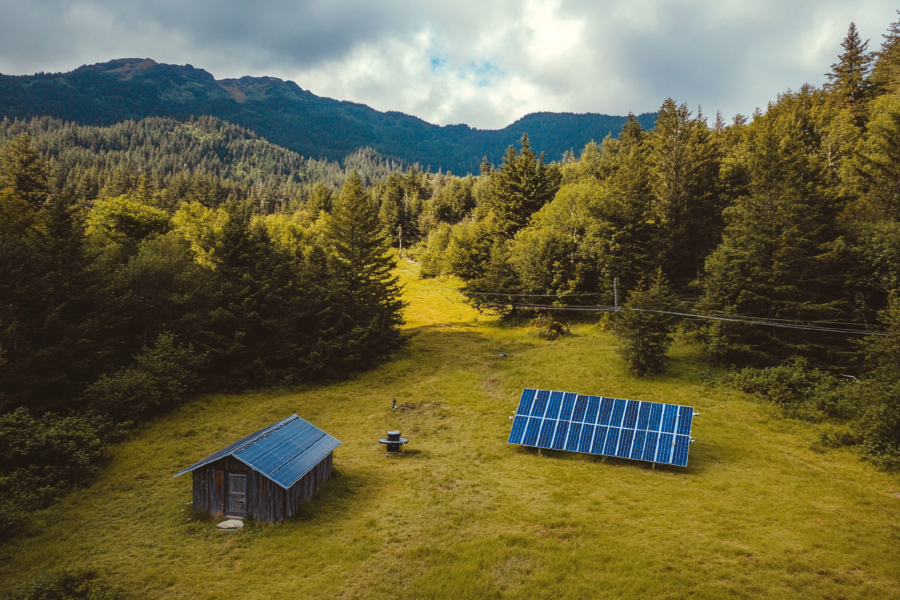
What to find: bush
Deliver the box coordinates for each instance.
[79,333,205,423]
[0,408,117,524]
[9,568,123,600]
[839,380,900,470]
[722,361,841,407]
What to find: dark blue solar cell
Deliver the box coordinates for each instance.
[248,427,326,476]
[584,396,601,424]
[544,391,564,420]
[647,403,663,431]
[660,405,678,433]
[579,425,596,453]
[672,435,690,467]
[642,431,659,462]
[609,399,627,428]
[559,393,577,420]
[657,433,674,463]
[565,423,582,451]
[530,390,550,417]
[571,395,588,423]
[637,402,652,430]
[553,421,569,450]
[597,397,615,425]
[552,421,570,450]
[616,429,634,458]
[591,426,608,454]
[270,435,341,488]
[603,427,620,455]
[234,418,312,464]
[677,406,694,435]
[630,430,647,460]
[622,400,640,429]
[508,416,529,444]
[516,389,536,416]
[537,419,556,448]
[522,417,542,446]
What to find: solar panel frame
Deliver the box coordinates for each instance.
[507,388,695,467]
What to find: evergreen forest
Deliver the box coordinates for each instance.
[2,17,900,583]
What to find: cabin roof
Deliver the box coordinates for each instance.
[173,414,341,489]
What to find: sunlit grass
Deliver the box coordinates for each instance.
[2,257,900,599]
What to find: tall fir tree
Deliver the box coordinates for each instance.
[326,171,405,368]
[872,12,900,95]
[646,99,722,288]
[826,22,875,124]
[481,134,562,237]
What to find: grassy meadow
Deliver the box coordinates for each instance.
[2,258,900,599]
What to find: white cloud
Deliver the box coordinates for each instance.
[0,0,897,128]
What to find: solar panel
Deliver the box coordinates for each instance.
[507,388,696,467]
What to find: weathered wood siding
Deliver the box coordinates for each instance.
[248,452,334,522]
[191,457,249,516]
[191,453,334,522]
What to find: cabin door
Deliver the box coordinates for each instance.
[226,473,247,517]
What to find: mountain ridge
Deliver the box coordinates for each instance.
[0,58,657,172]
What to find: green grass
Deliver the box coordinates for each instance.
[3,258,900,599]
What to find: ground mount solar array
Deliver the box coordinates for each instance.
[507,389,696,467]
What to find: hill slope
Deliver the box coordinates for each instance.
[1,262,898,599]
[0,58,657,173]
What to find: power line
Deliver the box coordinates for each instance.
[478,302,890,337]
[451,288,879,328]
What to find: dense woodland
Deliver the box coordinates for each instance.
[3,19,900,546]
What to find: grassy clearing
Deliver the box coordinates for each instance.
[2,258,900,599]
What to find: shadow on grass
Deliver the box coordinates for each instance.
[516,445,715,476]
[283,467,365,524]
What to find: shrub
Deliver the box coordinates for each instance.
[9,568,122,600]
[722,361,841,407]
[0,409,117,510]
[79,333,205,423]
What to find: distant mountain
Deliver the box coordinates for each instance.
[0,58,656,173]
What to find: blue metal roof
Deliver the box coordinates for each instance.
[173,414,341,489]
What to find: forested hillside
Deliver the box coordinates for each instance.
[0,58,657,173]
[0,116,409,212]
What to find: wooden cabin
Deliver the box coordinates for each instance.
[173,414,341,522]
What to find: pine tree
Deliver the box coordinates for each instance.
[483,134,561,237]
[326,171,405,367]
[613,269,678,376]
[306,182,333,215]
[826,22,875,121]
[0,134,49,207]
[872,12,900,94]
[646,99,721,287]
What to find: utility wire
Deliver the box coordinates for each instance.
[478,302,890,337]
[438,289,602,298]
[452,289,877,327]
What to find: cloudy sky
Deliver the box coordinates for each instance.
[0,1,897,129]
